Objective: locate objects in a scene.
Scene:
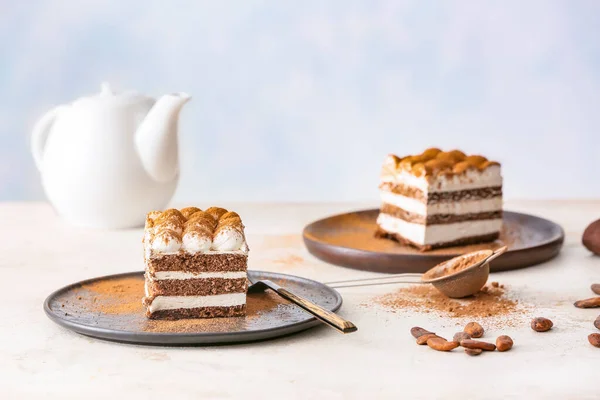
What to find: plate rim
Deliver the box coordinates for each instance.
[44,270,343,344]
[302,209,565,271]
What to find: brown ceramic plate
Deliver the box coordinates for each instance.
[303,209,564,273]
[44,270,342,346]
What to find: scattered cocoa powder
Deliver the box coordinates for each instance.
[373,283,521,321]
[272,254,305,267]
[82,277,143,315]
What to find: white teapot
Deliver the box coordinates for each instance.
[31,83,191,229]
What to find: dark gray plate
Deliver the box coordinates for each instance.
[44,270,343,345]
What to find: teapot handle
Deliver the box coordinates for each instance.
[31,106,63,170]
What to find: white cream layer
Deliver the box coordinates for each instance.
[393,165,502,193]
[148,293,247,312]
[376,213,502,245]
[380,191,503,216]
[150,271,247,280]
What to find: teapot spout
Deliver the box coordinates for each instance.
[135,93,191,182]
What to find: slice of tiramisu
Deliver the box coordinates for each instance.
[376,148,503,251]
[142,207,248,319]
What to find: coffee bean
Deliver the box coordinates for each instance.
[589,333,600,348]
[427,337,459,352]
[417,333,440,345]
[583,219,600,255]
[595,316,600,330]
[465,348,483,356]
[411,327,433,339]
[591,284,600,296]
[453,332,471,343]
[464,322,484,338]
[496,335,513,352]
[460,339,496,351]
[531,317,553,332]
[574,297,600,309]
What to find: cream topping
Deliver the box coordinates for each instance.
[212,226,245,252]
[144,207,248,255]
[380,149,502,193]
[150,230,182,253]
[182,230,212,253]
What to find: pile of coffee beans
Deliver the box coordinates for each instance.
[573,284,600,348]
[411,321,512,356]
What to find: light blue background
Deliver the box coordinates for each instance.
[2,0,599,202]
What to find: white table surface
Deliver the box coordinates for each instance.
[2,201,599,399]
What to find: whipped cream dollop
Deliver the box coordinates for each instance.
[157,219,183,235]
[182,230,212,253]
[212,226,245,251]
[151,229,182,253]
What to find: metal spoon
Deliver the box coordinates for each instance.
[247,276,358,334]
[326,246,508,298]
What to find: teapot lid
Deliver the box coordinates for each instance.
[72,83,154,108]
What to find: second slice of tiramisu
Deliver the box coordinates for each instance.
[376,148,503,250]
[142,207,249,319]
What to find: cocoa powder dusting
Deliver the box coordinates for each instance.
[272,254,305,267]
[373,283,523,322]
[82,277,142,315]
[442,253,487,276]
[423,252,489,280]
